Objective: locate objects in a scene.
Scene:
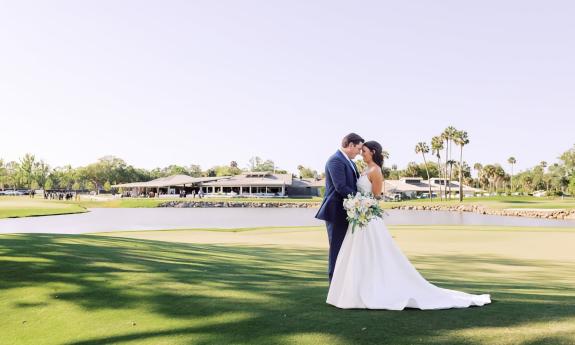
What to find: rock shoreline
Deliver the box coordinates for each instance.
[157,200,575,220]
[390,204,575,220]
[158,201,321,208]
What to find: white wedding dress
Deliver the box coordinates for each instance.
[326,175,491,310]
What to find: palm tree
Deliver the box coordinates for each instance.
[473,163,483,189]
[483,164,497,193]
[415,142,433,200]
[494,165,506,193]
[441,132,449,199]
[442,126,458,199]
[431,136,444,201]
[446,159,457,198]
[454,130,469,201]
[507,157,516,192]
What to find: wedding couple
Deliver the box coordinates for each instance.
[316,133,491,310]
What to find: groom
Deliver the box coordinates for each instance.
[316,133,364,282]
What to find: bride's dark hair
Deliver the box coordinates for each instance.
[363,141,384,168]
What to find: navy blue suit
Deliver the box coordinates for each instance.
[315,150,359,282]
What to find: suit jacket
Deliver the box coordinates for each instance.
[315,150,359,223]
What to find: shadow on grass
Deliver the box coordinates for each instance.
[502,200,537,204]
[0,234,574,345]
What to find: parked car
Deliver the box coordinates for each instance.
[420,193,438,199]
[2,190,25,196]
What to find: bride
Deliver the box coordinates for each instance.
[326,140,491,310]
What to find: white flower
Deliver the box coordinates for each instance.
[342,192,384,233]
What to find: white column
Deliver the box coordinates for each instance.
[281,185,285,196]
[240,186,243,195]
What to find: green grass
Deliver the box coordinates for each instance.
[0,197,87,219]
[1,225,574,345]
[384,196,575,210]
[5,195,574,216]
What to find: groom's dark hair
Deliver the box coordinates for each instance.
[342,133,364,148]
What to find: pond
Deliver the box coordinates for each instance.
[1,208,574,234]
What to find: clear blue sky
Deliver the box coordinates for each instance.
[1,1,574,175]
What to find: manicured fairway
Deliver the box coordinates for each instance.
[0,197,86,219]
[1,225,574,345]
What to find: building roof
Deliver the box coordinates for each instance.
[113,175,230,188]
[384,178,482,193]
[298,177,481,193]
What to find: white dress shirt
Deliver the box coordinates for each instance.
[339,148,358,176]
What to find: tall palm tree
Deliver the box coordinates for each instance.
[441,132,449,199]
[446,159,457,198]
[431,136,444,201]
[415,142,433,200]
[454,130,470,201]
[507,157,516,192]
[442,126,458,199]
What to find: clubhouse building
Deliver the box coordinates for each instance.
[113,172,323,198]
[113,174,479,199]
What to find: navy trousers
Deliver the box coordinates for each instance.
[326,219,349,282]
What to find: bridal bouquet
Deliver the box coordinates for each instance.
[343,192,385,233]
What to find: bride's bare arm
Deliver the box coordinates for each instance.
[368,168,383,198]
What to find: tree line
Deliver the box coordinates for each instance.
[379,127,575,198]
[0,155,320,193]
[2,141,574,197]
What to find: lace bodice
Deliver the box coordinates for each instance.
[357,174,372,194]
